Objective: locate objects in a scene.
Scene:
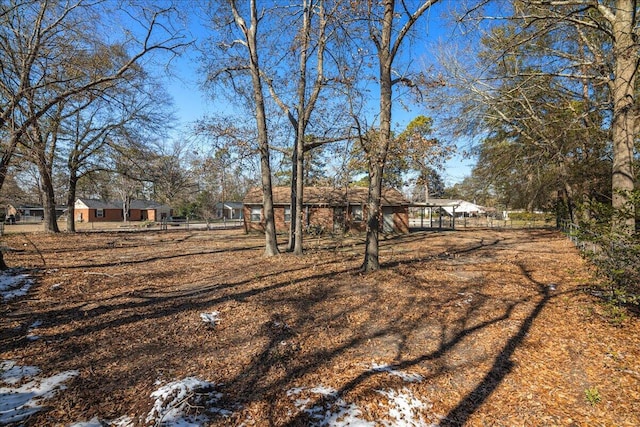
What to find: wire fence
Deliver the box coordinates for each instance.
[558,219,602,253]
[559,219,640,307]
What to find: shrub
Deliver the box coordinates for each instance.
[573,190,640,311]
[508,212,554,222]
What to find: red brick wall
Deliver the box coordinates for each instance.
[243,205,264,232]
[305,207,333,231]
[75,207,163,222]
[75,208,123,222]
[102,209,124,221]
[243,204,409,234]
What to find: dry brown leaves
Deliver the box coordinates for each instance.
[1,228,638,426]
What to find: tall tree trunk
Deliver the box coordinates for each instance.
[37,152,60,233]
[363,2,394,272]
[293,134,305,255]
[232,0,279,256]
[361,0,436,271]
[66,172,78,232]
[288,149,298,252]
[610,0,637,233]
[363,164,383,271]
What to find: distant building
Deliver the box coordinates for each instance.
[215,202,244,220]
[6,204,65,222]
[425,199,486,217]
[74,199,172,222]
[243,186,410,234]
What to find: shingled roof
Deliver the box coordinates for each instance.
[243,186,410,206]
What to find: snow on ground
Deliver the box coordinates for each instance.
[145,377,230,426]
[66,364,440,427]
[370,363,425,383]
[2,271,439,426]
[68,378,230,427]
[286,365,438,427]
[26,319,42,341]
[0,269,33,301]
[200,311,220,327]
[1,358,440,426]
[377,388,432,427]
[0,360,78,425]
[287,385,376,427]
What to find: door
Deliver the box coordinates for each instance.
[382,207,394,233]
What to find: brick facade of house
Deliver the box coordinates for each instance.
[243,187,409,234]
[74,199,172,223]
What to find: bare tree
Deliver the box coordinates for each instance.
[202,0,280,255]
[63,78,173,232]
[0,0,188,236]
[348,0,440,272]
[453,0,638,232]
[261,0,338,255]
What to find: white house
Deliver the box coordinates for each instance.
[424,199,486,217]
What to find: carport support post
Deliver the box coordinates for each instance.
[452,206,456,229]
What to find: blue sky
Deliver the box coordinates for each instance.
[163,1,476,187]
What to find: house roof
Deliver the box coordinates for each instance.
[75,198,170,210]
[243,186,410,206]
[412,198,485,215]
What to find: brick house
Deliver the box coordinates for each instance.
[74,198,172,222]
[243,186,410,234]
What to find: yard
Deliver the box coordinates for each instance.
[0,228,638,426]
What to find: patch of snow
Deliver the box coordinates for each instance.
[456,292,473,305]
[26,319,43,341]
[307,386,338,396]
[68,417,105,427]
[0,360,40,385]
[72,379,232,427]
[145,377,226,426]
[286,387,305,396]
[111,416,135,426]
[0,360,78,425]
[200,311,220,327]
[70,415,133,427]
[377,388,433,427]
[285,366,441,427]
[370,363,424,383]
[288,386,375,427]
[0,270,34,301]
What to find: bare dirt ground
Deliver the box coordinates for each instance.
[1,228,639,426]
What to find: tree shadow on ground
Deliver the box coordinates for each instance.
[1,228,576,425]
[202,239,562,426]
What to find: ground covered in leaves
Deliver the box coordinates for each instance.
[1,228,639,426]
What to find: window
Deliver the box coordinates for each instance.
[350,205,363,222]
[96,209,104,218]
[251,207,261,222]
[284,207,291,222]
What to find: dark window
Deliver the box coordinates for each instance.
[251,207,261,222]
[350,205,363,222]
